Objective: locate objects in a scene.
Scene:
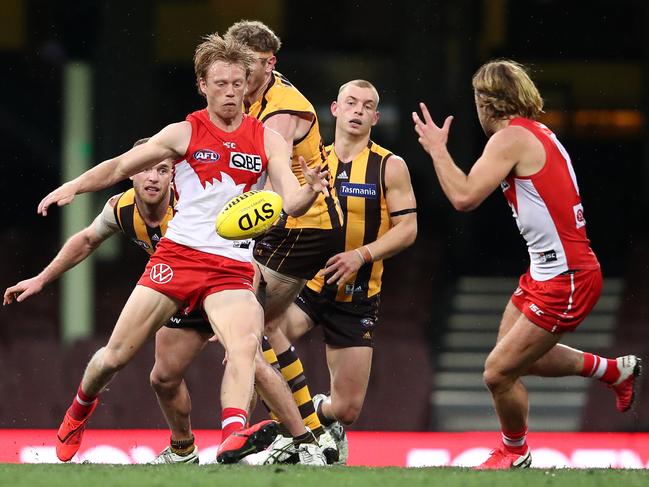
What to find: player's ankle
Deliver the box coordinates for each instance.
[503,442,528,455]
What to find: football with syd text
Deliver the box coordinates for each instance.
[216,190,282,240]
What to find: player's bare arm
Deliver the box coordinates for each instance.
[38,122,190,216]
[413,102,525,211]
[264,112,314,147]
[322,155,417,285]
[3,196,122,306]
[264,127,329,216]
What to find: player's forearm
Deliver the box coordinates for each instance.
[283,184,318,217]
[428,148,476,211]
[37,232,99,286]
[363,216,417,262]
[72,158,130,195]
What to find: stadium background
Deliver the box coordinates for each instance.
[1,0,648,451]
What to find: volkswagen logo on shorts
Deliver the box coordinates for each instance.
[150,263,173,284]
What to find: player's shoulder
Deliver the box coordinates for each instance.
[384,154,411,186]
[488,123,541,154]
[369,141,397,160]
[107,190,129,208]
[266,71,314,111]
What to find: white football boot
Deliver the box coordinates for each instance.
[239,434,326,466]
[313,393,348,465]
[317,430,339,464]
[150,445,199,464]
[296,443,327,466]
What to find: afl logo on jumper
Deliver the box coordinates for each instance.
[193,149,220,162]
[150,264,173,284]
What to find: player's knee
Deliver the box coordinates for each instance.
[228,332,260,362]
[149,365,181,394]
[483,365,510,393]
[332,399,363,425]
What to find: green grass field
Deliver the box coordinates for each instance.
[1,464,648,487]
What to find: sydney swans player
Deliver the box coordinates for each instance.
[37,34,328,465]
[413,59,641,470]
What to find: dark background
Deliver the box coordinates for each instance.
[1,0,648,432]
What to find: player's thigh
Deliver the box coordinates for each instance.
[203,289,264,350]
[258,264,305,321]
[153,326,211,378]
[496,299,523,343]
[106,285,179,361]
[486,312,562,379]
[326,345,373,406]
[277,303,315,342]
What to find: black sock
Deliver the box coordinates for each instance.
[292,431,315,446]
[316,398,335,427]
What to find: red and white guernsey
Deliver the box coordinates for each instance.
[165,109,268,261]
[501,118,599,281]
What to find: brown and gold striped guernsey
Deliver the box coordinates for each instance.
[307,141,392,303]
[113,188,175,255]
[246,71,343,230]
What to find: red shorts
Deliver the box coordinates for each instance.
[137,239,254,314]
[511,267,602,333]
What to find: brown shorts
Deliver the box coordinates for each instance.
[253,226,342,280]
[295,286,380,348]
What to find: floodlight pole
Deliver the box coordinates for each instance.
[60,62,94,345]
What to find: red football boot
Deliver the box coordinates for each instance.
[216,420,279,464]
[56,400,98,462]
[610,355,642,412]
[474,446,532,470]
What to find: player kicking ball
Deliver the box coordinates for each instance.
[413,59,641,469]
[32,33,328,465]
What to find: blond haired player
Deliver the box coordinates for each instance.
[4,142,327,466]
[31,33,329,465]
[225,20,344,462]
[413,59,641,469]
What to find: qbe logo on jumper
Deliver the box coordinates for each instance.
[150,264,174,284]
[230,152,262,173]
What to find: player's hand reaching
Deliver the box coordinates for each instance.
[320,249,367,286]
[3,277,44,306]
[412,102,454,156]
[38,181,80,216]
[300,156,330,197]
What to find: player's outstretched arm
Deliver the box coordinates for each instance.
[321,156,417,286]
[412,102,520,211]
[3,200,119,305]
[38,122,190,216]
[265,128,328,217]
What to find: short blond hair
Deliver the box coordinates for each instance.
[225,20,281,54]
[472,59,544,120]
[193,33,255,96]
[337,79,380,105]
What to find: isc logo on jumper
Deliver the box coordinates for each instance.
[193,149,220,162]
[339,182,377,199]
[230,152,262,173]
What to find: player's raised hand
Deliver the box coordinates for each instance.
[3,277,44,305]
[38,181,79,216]
[412,102,454,156]
[300,156,330,197]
